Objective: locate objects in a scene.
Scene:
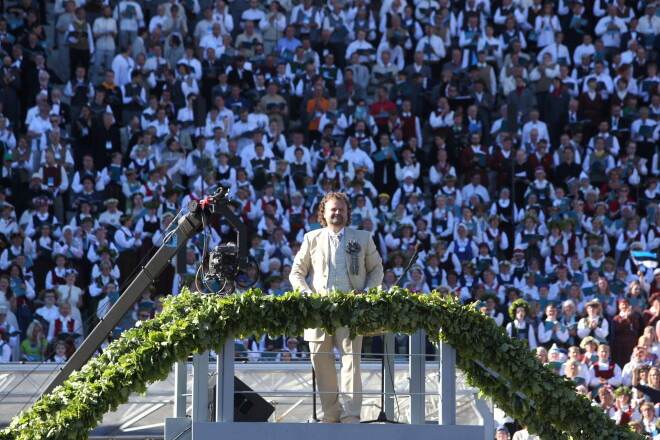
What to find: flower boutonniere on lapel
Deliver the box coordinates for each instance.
[346,240,361,275]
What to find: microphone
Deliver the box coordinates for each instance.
[395,242,423,288]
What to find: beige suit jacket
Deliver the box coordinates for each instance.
[290,227,384,342]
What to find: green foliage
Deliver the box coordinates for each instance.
[0,288,643,440]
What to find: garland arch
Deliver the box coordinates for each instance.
[0,288,644,440]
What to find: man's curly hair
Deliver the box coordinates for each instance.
[317,192,353,228]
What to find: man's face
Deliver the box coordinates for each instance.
[324,198,347,229]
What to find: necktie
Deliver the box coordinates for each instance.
[331,233,341,248]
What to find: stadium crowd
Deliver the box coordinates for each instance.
[0,0,658,433]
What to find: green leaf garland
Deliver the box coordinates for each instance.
[0,288,643,440]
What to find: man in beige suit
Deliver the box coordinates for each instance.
[290,192,384,423]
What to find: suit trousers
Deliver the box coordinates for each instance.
[309,326,362,422]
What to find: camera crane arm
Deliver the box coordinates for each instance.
[41,187,248,397]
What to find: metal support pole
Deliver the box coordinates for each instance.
[438,341,456,425]
[174,361,187,418]
[216,336,235,423]
[409,330,426,424]
[192,351,210,423]
[383,332,395,420]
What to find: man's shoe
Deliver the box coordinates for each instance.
[341,416,361,424]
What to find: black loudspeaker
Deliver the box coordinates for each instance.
[211,377,275,422]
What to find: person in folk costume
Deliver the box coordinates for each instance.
[159,188,181,219]
[87,226,118,265]
[437,174,463,206]
[101,151,126,197]
[589,343,623,391]
[481,269,505,304]
[563,358,588,389]
[384,223,417,254]
[98,198,123,230]
[460,132,489,185]
[427,194,455,241]
[127,192,147,225]
[538,303,569,349]
[32,222,56,293]
[641,293,660,328]
[286,191,309,233]
[616,215,646,264]
[540,220,568,259]
[435,240,461,276]
[404,265,431,294]
[391,172,422,211]
[234,187,262,225]
[483,214,509,259]
[90,245,120,280]
[68,199,98,232]
[0,232,34,270]
[316,156,346,192]
[56,269,83,324]
[479,292,504,327]
[403,192,427,221]
[506,299,538,349]
[578,337,599,369]
[0,203,18,238]
[25,195,60,239]
[48,340,68,363]
[422,253,445,291]
[579,299,610,343]
[510,249,527,283]
[594,386,617,419]
[258,183,285,217]
[613,298,643,369]
[0,305,19,354]
[473,242,499,276]
[562,217,582,257]
[134,201,161,259]
[638,401,659,436]
[545,241,568,275]
[514,213,543,262]
[114,215,142,286]
[138,167,163,204]
[524,167,555,209]
[121,168,143,202]
[560,346,591,386]
[583,244,606,273]
[45,254,67,290]
[459,261,479,296]
[497,261,516,288]
[47,302,82,357]
[89,262,119,326]
[229,168,257,203]
[517,272,539,301]
[548,265,571,301]
[449,223,479,262]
